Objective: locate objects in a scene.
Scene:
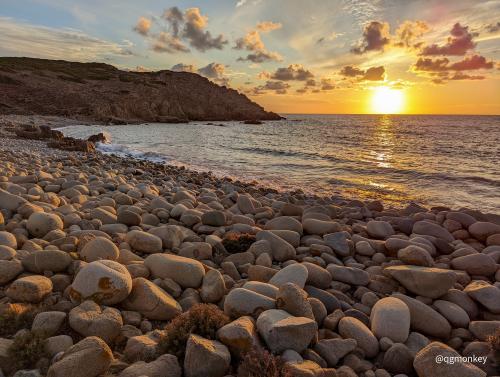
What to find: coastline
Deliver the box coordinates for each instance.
[1,113,499,376]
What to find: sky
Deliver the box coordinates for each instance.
[1,0,499,114]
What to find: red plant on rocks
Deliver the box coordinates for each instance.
[157,303,230,360]
[222,232,256,254]
[237,347,291,377]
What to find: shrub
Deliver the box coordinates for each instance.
[237,347,291,377]
[488,328,500,364]
[0,303,39,337]
[8,330,48,371]
[222,232,256,254]
[157,303,230,360]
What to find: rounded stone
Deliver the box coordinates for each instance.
[80,237,120,262]
[0,259,24,284]
[338,316,379,358]
[269,263,308,289]
[145,253,205,288]
[200,269,226,303]
[224,287,276,318]
[6,275,53,303]
[366,220,395,239]
[125,230,162,254]
[0,231,17,249]
[69,300,123,344]
[70,260,132,305]
[122,277,182,320]
[451,253,497,276]
[27,212,64,238]
[370,297,410,343]
[46,336,113,377]
[22,249,72,273]
[303,262,331,289]
[433,299,470,328]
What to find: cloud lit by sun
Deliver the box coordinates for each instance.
[371,86,404,114]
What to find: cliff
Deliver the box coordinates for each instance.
[0,57,281,123]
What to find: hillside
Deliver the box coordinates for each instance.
[0,57,281,123]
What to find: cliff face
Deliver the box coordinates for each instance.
[0,57,281,123]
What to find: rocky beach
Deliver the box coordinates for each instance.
[0,115,499,377]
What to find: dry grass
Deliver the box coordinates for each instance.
[8,330,48,372]
[0,303,39,337]
[157,303,230,360]
[222,232,256,254]
[237,347,291,377]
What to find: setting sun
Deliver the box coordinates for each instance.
[371,87,404,114]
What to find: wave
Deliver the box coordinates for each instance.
[96,143,169,164]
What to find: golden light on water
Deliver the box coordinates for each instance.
[371,86,404,114]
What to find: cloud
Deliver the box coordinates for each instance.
[449,73,485,80]
[351,21,390,54]
[256,21,282,32]
[394,20,429,49]
[413,53,494,84]
[449,54,494,70]
[171,63,196,72]
[235,30,264,51]
[0,17,134,61]
[136,7,227,54]
[271,64,314,81]
[420,23,476,56]
[234,22,282,63]
[133,17,151,36]
[182,8,227,51]
[484,22,500,33]
[413,58,449,72]
[257,71,271,79]
[340,65,385,81]
[413,55,494,72]
[198,62,229,85]
[317,32,343,44]
[152,32,189,53]
[320,78,335,90]
[256,80,290,94]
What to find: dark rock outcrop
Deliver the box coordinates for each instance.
[0,57,282,122]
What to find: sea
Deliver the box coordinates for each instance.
[58,114,500,213]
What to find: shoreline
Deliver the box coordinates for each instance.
[1,113,499,376]
[6,114,498,218]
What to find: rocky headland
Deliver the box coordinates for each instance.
[0,117,499,377]
[0,57,281,123]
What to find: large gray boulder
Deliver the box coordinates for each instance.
[256,309,317,353]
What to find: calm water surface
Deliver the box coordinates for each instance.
[60,114,500,212]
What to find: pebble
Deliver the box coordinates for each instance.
[384,265,456,298]
[70,260,132,305]
[26,212,64,238]
[123,277,182,320]
[370,297,410,343]
[145,253,205,288]
[256,309,317,353]
[80,237,120,262]
[46,336,113,377]
[413,341,486,377]
[269,263,308,288]
[338,316,379,358]
[184,334,231,377]
[6,275,53,303]
[69,300,123,344]
[125,230,163,254]
[464,280,500,314]
[224,287,276,318]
